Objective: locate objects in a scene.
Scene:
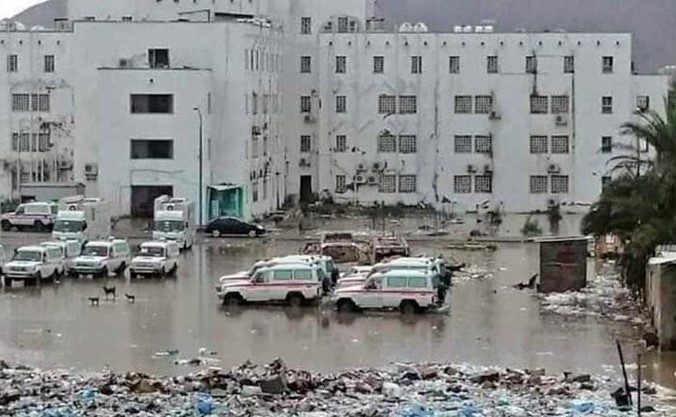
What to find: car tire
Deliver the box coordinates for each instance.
[287,293,305,308]
[169,264,178,276]
[223,293,243,307]
[0,220,10,231]
[4,277,12,287]
[212,230,221,238]
[248,230,257,238]
[336,299,357,313]
[34,221,45,233]
[399,300,419,315]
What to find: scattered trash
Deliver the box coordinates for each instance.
[154,349,180,357]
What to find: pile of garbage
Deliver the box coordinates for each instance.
[538,265,645,325]
[1,358,673,416]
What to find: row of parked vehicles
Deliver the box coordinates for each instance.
[215,254,458,315]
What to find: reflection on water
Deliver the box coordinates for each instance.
[0,236,667,391]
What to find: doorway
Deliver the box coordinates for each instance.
[299,175,313,204]
[131,185,173,218]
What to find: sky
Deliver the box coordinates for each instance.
[0,0,46,19]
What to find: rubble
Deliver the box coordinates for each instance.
[0,359,673,416]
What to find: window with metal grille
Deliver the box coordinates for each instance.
[300,96,311,113]
[335,175,347,193]
[454,95,472,114]
[530,95,548,114]
[551,135,569,154]
[399,175,417,193]
[530,135,548,154]
[487,56,498,73]
[475,175,492,193]
[377,133,397,153]
[7,54,17,72]
[475,135,492,153]
[601,136,612,153]
[564,56,575,73]
[335,135,347,152]
[373,56,384,73]
[449,56,460,73]
[252,181,259,202]
[602,96,613,114]
[300,135,311,153]
[551,95,569,114]
[411,56,422,74]
[12,94,29,112]
[301,17,312,34]
[526,56,537,73]
[378,95,396,114]
[37,94,50,112]
[530,176,548,194]
[337,17,349,33]
[18,133,30,152]
[475,95,493,114]
[335,56,347,73]
[399,96,417,114]
[44,55,55,73]
[602,56,614,73]
[379,175,396,193]
[130,139,174,159]
[454,175,472,193]
[336,95,347,113]
[399,135,417,153]
[300,56,311,73]
[551,175,569,194]
[636,95,650,111]
[454,135,472,153]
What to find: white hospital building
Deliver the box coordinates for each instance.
[0,0,669,220]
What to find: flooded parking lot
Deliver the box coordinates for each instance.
[3,229,671,392]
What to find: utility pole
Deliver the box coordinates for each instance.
[193,107,203,229]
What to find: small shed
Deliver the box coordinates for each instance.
[536,236,590,293]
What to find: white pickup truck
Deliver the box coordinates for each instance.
[70,239,130,278]
[4,246,63,286]
[129,241,180,278]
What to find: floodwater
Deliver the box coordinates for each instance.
[0,229,674,391]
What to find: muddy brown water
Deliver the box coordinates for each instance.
[0,230,674,393]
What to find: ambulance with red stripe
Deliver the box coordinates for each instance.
[1,202,58,232]
[332,270,438,315]
[217,263,323,307]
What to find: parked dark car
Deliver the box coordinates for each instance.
[205,216,265,238]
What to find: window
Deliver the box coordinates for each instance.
[602,96,613,114]
[300,95,311,113]
[387,276,408,288]
[636,95,650,112]
[530,135,548,154]
[373,56,384,74]
[122,16,132,22]
[530,176,548,194]
[300,135,311,153]
[475,95,493,114]
[252,182,259,202]
[551,175,569,194]
[454,175,472,194]
[475,175,493,193]
[602,56,614,74]
[300,17,311,34]
[454,95,472,114]
[399,175,417,193]
[601,136,612,153]
[335,135,347,152]
[12,94,29,112]
[475,135,492,153]
[336,95,347,113]
[377,133,396,153]
[38,94,49,112]
[399,135,417,153]
[399,96,417,114]
[602,176,612,191]
[300,56,311,73]
[564,56,575,73]
[449,56,460,74]
[7,54,17,72]
[335,56,347,74]
[337,17,349,33]
[408,277,428,288]
[411,56,422,74]
[252,135,259,158]
[378,95,396,114]
[44,55,55,73]
[272,269,293,281]
[148,49,169,68]
[530,95,548,114]
[379,175,396,193]
[130,94,173,114]
[551,136,569,154]
[130,139,174,159]
[526,55,537,73]
[551,95,569,114]
[335,175,347,193]
[454,135,472,153]
[11,133,17,151]
[487,56,498,74]
[18,133,30,152]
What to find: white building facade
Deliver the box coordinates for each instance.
[0,0,668,218]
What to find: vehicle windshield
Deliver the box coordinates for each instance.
[140,246,165,258]
[83,245,109,257]
[155,220,184,232]
[53,220,85,233]
[13,251,42,262]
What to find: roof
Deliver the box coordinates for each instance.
[378,269,431,278]
[141,241,174,248]
[18,246,47,252]
[259,263,316,271]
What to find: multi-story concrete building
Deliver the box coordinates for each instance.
[0,0,668,219]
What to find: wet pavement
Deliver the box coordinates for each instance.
[0,228,674,394]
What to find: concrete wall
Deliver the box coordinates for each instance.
[646,256,676,351]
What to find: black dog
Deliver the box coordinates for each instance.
[125,293,136,303]
[103,286,116,299]
[514,274,538,290]
[88,297,100,306]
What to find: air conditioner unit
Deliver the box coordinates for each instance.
[84,163,98,180]
[467,164,477,173]
[372,161,385,172]
[356,163,368,172]
[489,111,501,120]
[483,164,493,173]
[299,158,311,167]
[119,58,130,68]
[355,175,366,184]
[303,114,315,124]
[367,175,378,185]
[547,163,560,173]
[58,160,73,170]
[547,198,560,207]
[555,115,568,126]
